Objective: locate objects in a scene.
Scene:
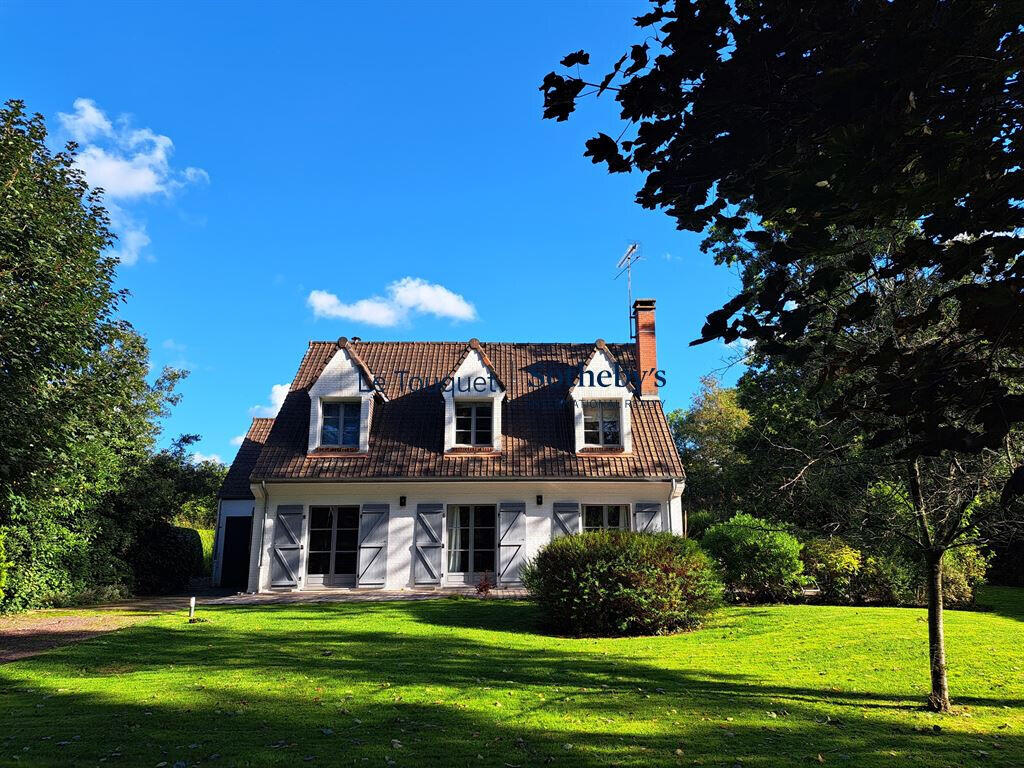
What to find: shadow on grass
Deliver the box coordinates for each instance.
[975,586,1024,623]
[1,600,1021,767]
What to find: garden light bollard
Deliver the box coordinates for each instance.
[189,596,195,620]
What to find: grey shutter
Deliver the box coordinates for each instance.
[270,505,304,588]
[552,502,580,538]
[413,503,444,585]
[633,502,663,533]
[498,502,526,584]
[357,504,389,587]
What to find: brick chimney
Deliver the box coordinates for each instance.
[632,298,659,398]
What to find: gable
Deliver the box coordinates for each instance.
[569,342,632,401]
[309,346,373,399]
[449,345,505,398]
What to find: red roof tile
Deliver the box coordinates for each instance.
[219,417,274,498]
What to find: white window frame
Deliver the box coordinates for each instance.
[582,503,629,532]
[582,400,623,446]
[454,401,494,447]
[445,503,498,576]
[320,399,361,447]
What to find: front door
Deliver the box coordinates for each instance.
[307,505,360,587]
[446,504,497,585]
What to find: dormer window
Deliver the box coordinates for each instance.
[322,401,360,447]
[307,339,382,455]
[443,340,505,453]
[455,402,493,446]
[569,341,633,454]
[583,400,621,446]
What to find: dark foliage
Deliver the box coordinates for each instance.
[540,0,1024,491]
[129,524,203,595]
[541,6,1023,707]
[522,531,722,636]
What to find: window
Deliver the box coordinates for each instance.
[321,401,360,446]
[455,402,493,446]
[583,504,627,532]
[447,504,496,574]
[308,506,360,579]
[583,400,621,446]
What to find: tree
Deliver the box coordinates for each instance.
[115,435,227,531]
[0,99,181,610]
[667,375,750,533]
[541,2,1024,711]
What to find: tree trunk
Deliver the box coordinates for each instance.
[925,550,951,712]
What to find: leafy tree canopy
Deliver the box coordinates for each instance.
[0,99,184,610]
[541,0,1024,488]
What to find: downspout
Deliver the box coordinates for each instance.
[256,480,269,589]
[669,477,685,536]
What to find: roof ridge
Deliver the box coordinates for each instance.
[306,339,635,347]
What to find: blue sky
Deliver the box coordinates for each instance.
[2,1,743,463]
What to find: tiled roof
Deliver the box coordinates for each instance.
[249,341,684,483]
[219,417,275,498]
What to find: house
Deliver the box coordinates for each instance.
[213,299,684,592]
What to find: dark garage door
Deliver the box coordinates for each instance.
[221,516,253,592]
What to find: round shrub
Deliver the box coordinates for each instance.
[521,531,722,636]
[130,523,203,595]
[803,537,862,604]
[702,513,804,602]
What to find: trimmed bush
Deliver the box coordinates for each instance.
[521,531,722,636]
[803,537,862,604]
[702,513,804,602]
[130,524,203,595]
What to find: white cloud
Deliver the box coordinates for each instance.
[389,277,477,321]
[230,434,245,447]
[308,277,477,327]
[183,166,210,184]
[308,290,403,326]
[249,383,290,417]
[58,98,112,142]
[55,98,208,266]
[162,338,186,351]
[190,451,224,465]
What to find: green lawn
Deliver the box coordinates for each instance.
[2,590,1022,767]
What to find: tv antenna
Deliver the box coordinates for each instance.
[615,242,642,339]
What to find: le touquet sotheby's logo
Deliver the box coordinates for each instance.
[359,363,667,394]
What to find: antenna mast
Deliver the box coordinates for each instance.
[615,243,640,339]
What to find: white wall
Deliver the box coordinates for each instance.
[248,480,676,592]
